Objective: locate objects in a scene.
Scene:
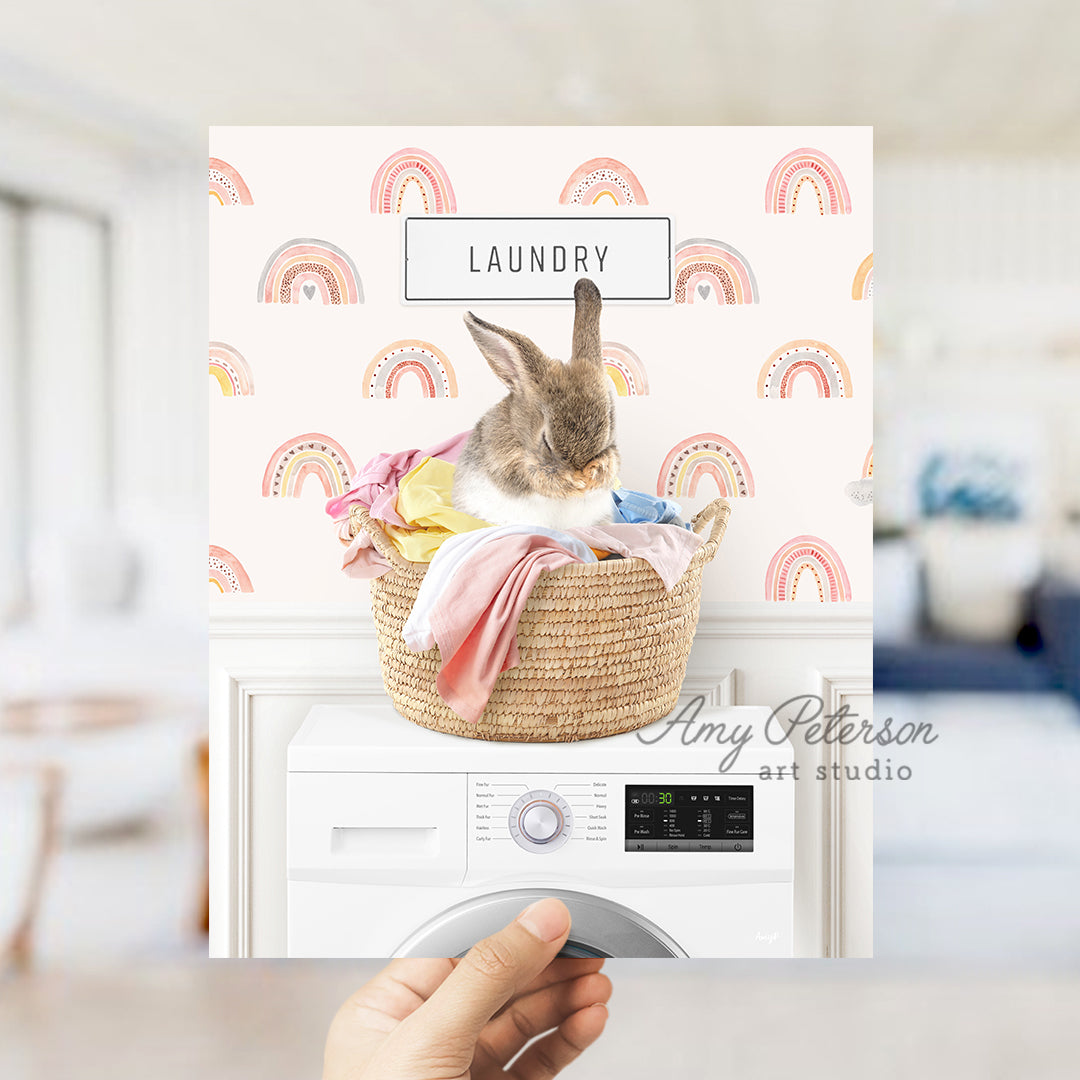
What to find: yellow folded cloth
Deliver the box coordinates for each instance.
[382,456,490,562]
[381,455,613,563]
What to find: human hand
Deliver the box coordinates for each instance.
[324,898,611,1079]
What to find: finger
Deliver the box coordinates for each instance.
[489,958,606,1016]
[403,898,571,1052]
[344,958,456,1030]
[509,1003,609,1080]
[324,960,455,1080]
[478,971,612,1064]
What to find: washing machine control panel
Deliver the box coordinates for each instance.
[467,773,784,882]
[508,790,573,853]
[625,785,754,852]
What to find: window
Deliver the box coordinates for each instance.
[0,192,112,624]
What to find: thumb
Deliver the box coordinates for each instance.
[400,898,571,1056]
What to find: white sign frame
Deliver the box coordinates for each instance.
[401,215,673,304]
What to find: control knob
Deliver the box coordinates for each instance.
[509,789,573,853]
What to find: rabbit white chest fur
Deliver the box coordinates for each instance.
[456,470,613,530]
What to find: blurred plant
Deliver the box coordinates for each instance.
[918,452,1023,520]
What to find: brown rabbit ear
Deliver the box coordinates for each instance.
[464,312,549,391]
[571,277,603,368]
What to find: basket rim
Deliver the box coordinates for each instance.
[349,497,732,586]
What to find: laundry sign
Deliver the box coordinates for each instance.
[402,216,673,303]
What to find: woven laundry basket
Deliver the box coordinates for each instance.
[347,498,731,742]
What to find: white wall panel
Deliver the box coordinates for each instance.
[211,602,872,958]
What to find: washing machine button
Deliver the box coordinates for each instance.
[520,802,562,843]
[658,839,690,852]
[720,839,753,852]
[508,790,574,853]
[688,840,721,852]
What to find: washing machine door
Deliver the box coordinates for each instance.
[394,888,686,958]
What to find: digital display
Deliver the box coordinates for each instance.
[624,785,754,852]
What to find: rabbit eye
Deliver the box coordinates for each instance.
[541,431,553,454]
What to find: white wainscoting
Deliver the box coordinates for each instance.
[210,601,872,958]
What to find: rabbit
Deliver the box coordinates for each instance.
[452,277,620,530]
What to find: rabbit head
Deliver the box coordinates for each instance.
[457,278,620,515]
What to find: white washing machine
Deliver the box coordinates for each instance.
[287,703,794,958]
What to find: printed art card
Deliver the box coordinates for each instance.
[209,127,872,605]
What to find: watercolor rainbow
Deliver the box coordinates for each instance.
[371,148,457,215]
[559,157,648,206]
[658,433,755,499]
[208,341,254,397]
[765,148,851,215]
[209,158,253,205]
[209,545,253,593]
[765,535,852,602]
[261,433,355,499]
[852,253,873,299]
[674,238,759,305]
[363,340,458,399]
[602,341,649,397]
[863,444,874,479]
[758,339,853,399]
[257,238,363,305]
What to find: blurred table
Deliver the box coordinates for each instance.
[0,695,199,837]
[0,694,207,965]
[1,697,157,733]
[0,765,60,972]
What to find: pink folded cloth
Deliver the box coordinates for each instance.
[337,517,393,579]
[567,523,703,591]
[425,533,587,724]
[324,430,471,526]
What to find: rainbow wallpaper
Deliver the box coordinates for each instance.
[371,148,457,215]
[209,158,254,205]
[765,147,852,215]
[673,239,759,305]
[209,342,255,397]
[210,127,871,604]
[757,339,853,399]
[602,342,649,397]
[765,535,852,602]
[852,253,874,300]
[363,341,459,399]
[209,545,254,593]
[261,434,355,499]
[257,239,363,305]
[658,434,755,500]
[558,157,648,206]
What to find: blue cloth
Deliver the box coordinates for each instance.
[610,488,691,529]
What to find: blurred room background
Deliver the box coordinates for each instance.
[873,158,1080,963]
[2,1,1079,1076]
